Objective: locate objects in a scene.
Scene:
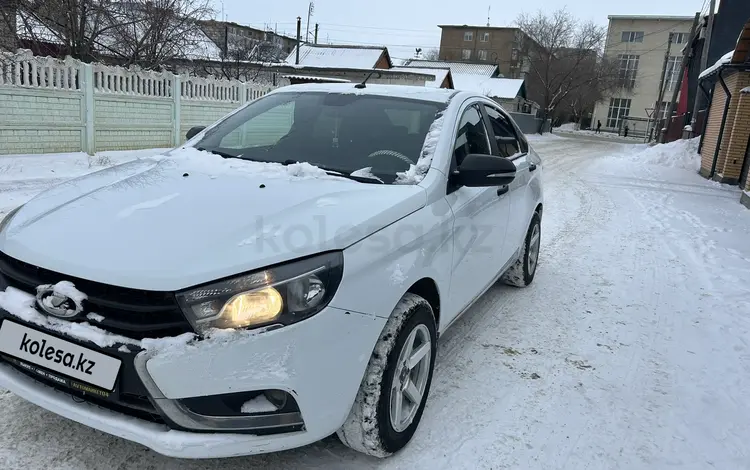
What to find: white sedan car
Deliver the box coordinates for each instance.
[0,83,542,459]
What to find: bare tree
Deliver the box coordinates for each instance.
[564,55,620,128]
[516,8,614,132]
[104,0,213,69]
[2,0,213,69]
[212,39,278,81]
[4,0,123,61]
[422,47,439,60]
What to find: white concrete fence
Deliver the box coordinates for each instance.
[0,51,280,155]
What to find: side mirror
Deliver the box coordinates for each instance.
[185,126,206,140]
[452,154,516,187]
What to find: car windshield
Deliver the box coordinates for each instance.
[193,91,445,184]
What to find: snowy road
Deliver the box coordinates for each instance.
[2,137,750,469]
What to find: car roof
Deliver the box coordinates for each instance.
[269,82,466,104]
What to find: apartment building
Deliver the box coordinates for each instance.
[199,20,297,61]
[437,25,533,79]
[592,15,694,135]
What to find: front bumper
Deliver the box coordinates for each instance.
[0,306,386,458]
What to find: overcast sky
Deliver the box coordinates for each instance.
[216,0,703,60]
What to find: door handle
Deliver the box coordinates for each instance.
[497,185,509,196]
[529,163,537,172]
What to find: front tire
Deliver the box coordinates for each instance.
[337,293,437,457]
[502,211,541,287]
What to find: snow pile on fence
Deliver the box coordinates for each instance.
[623,137,700,171]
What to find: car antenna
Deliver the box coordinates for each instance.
[354,68,377,89]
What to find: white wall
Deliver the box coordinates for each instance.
[0,52,281,155]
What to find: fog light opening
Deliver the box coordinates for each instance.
[264,389,288,409]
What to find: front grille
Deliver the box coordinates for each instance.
[0,251,193,339]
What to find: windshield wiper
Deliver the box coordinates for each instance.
[196,147,242,159]
[281,160,384,184]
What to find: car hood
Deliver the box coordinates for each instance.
[0,149,426,291]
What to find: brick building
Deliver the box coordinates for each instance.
[696,18,750,208]
[437,25,534,79]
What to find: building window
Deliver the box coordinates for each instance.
[464,31,473,41]
[462,49,472,60]
[670,32,687,44]
[621,31,644,43]
[511,48,518,60]
[480,32,490,42]
[478,50,487,60]
[607,98,631,128]
[617,54,639,88]
[657,101,671,121]
[665,56,681,91]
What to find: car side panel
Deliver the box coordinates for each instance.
[506,154,532,258]
[328,192,454,331]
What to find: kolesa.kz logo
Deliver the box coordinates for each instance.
[19,332,96,375]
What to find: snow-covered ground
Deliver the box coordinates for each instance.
[553,123,645,143]
[2,137,750,469]
[0,148,170,217]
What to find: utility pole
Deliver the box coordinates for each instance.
[305,2,315,43]
[314,23,319,44]
[692,0,717,123]
[659,12,701,143]
[651,33,673,141]
[295,17,301,64]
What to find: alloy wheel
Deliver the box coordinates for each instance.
[527,223,541,275]
[389,324,432,433]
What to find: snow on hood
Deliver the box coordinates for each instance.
[0,148,426,291]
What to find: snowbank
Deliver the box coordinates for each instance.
[621,137,700,171]
[555,123,578,131]
[526,133,565,142]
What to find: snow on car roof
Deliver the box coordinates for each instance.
[269,83,460,103]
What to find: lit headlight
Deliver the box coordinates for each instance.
[176,252,344,333]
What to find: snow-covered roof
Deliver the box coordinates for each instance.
[699,51,735,79]
[452,74,524,99]
[403,59,498,76]
[607,15,693,21]
[285,44,389,69]
[281,74,351,83]
[269,83,457,103]
[390,67,451,88]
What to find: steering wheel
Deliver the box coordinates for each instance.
[367,150,415,165]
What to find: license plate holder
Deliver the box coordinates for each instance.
[0,320,121,391]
